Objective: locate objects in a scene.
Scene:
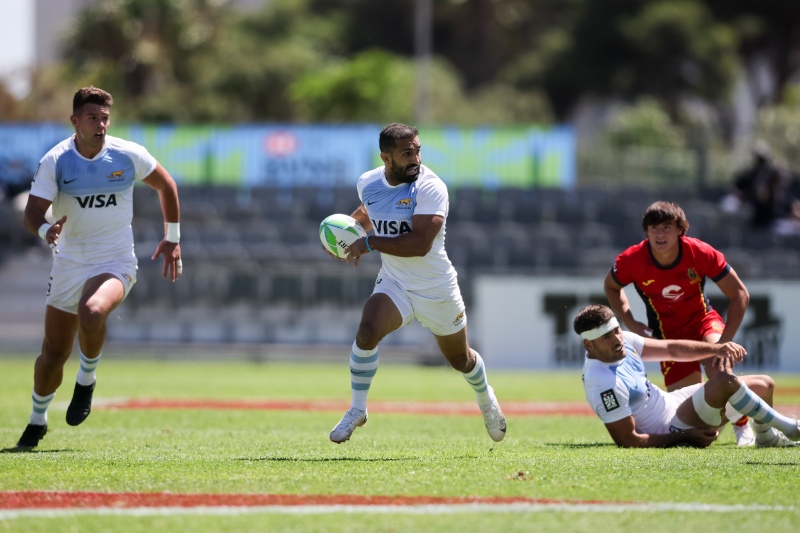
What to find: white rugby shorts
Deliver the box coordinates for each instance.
[46,255,138,314]
[638,383,704,434]
[372,272,466,336]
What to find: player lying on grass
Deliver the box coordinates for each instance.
[575,304,800,448]
[603,200,755,446]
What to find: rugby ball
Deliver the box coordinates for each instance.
[319,214,367,259]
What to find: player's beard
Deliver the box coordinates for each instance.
[387,160,420,184]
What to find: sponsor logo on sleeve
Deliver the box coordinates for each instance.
[600,389,620,412]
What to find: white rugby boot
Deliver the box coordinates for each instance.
[330,407,367,443]
[733,419,756,447]
[480,392,507,442]
[786,416,800,440]
[755,429,800,448]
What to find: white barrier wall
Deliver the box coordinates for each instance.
[473,276,800,372]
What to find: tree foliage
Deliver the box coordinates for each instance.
[755,104,800,170]
[61,0,228,121]
[0,0,797,138]
[607,98,685,149]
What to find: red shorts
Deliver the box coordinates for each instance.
[658,311,726,388]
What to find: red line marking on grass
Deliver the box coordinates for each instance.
[97,399,596,416]
[96,399,800,418]
[1,492,793,517]
[0,491,620,510]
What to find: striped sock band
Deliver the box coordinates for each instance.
[729,384,799,439]
[350,342,378,411]
[463,352,493,410]
[752,421,780,444]
[724,403,744,424]
[76,351,101,387]
[30,391,55,425]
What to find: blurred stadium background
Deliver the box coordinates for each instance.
[1,0,800,372]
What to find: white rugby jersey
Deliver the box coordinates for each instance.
[582,331,671,431]
[30,135,157,263]
[357,164,457,290]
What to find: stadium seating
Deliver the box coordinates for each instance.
[718,248,762,279]
[2,183,785,346]
[127,184,800,298]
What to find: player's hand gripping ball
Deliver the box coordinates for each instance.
[319,214,367,259]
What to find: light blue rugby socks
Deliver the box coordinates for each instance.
[30,391,55,425]
[76,351,101,386]
[729,383,800,440]
[463,351,494,410]
[349,342,379,411]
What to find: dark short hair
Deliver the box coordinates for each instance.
[73,86,113,115]
[573,304,616,336]
[379,123,418,153]
[641,201,689,236]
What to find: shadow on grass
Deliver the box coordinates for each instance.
[0,447,75,454]
[238,454,480,462]
[552,443,618,448]
[744,461,800,466]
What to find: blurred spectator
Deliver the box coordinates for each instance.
[723,141,800,235]
[0,158,39,252]
[0,157,35,201]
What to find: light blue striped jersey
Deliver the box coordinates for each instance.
[357,164,457,290]
[582,331,669,429]
[30,135,157,263]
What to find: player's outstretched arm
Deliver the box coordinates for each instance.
[143,163,182,282]
[603,271,652,337]
[605,416,718,448]
[714,269,750,344]
[640,338,746,365]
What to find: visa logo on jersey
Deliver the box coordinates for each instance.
[76,194,118,208]
[372,219,411,235]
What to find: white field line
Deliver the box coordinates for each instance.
[0,502,796,519]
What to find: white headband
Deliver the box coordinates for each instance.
[580,317,620,341]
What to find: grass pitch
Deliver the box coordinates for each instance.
[0,355,799,533]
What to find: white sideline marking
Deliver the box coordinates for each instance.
[0,502,795,519]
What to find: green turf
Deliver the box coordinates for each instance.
[1,356,799,532]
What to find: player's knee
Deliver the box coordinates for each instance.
[707,371,740,395]
[708,370,738,386]
[445,350,471,373]
[77,302,110,333]
[355,323,381,350]
[763,375,776,393]
[747,375,775,396]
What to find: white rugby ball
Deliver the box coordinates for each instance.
[319,214,367,259]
